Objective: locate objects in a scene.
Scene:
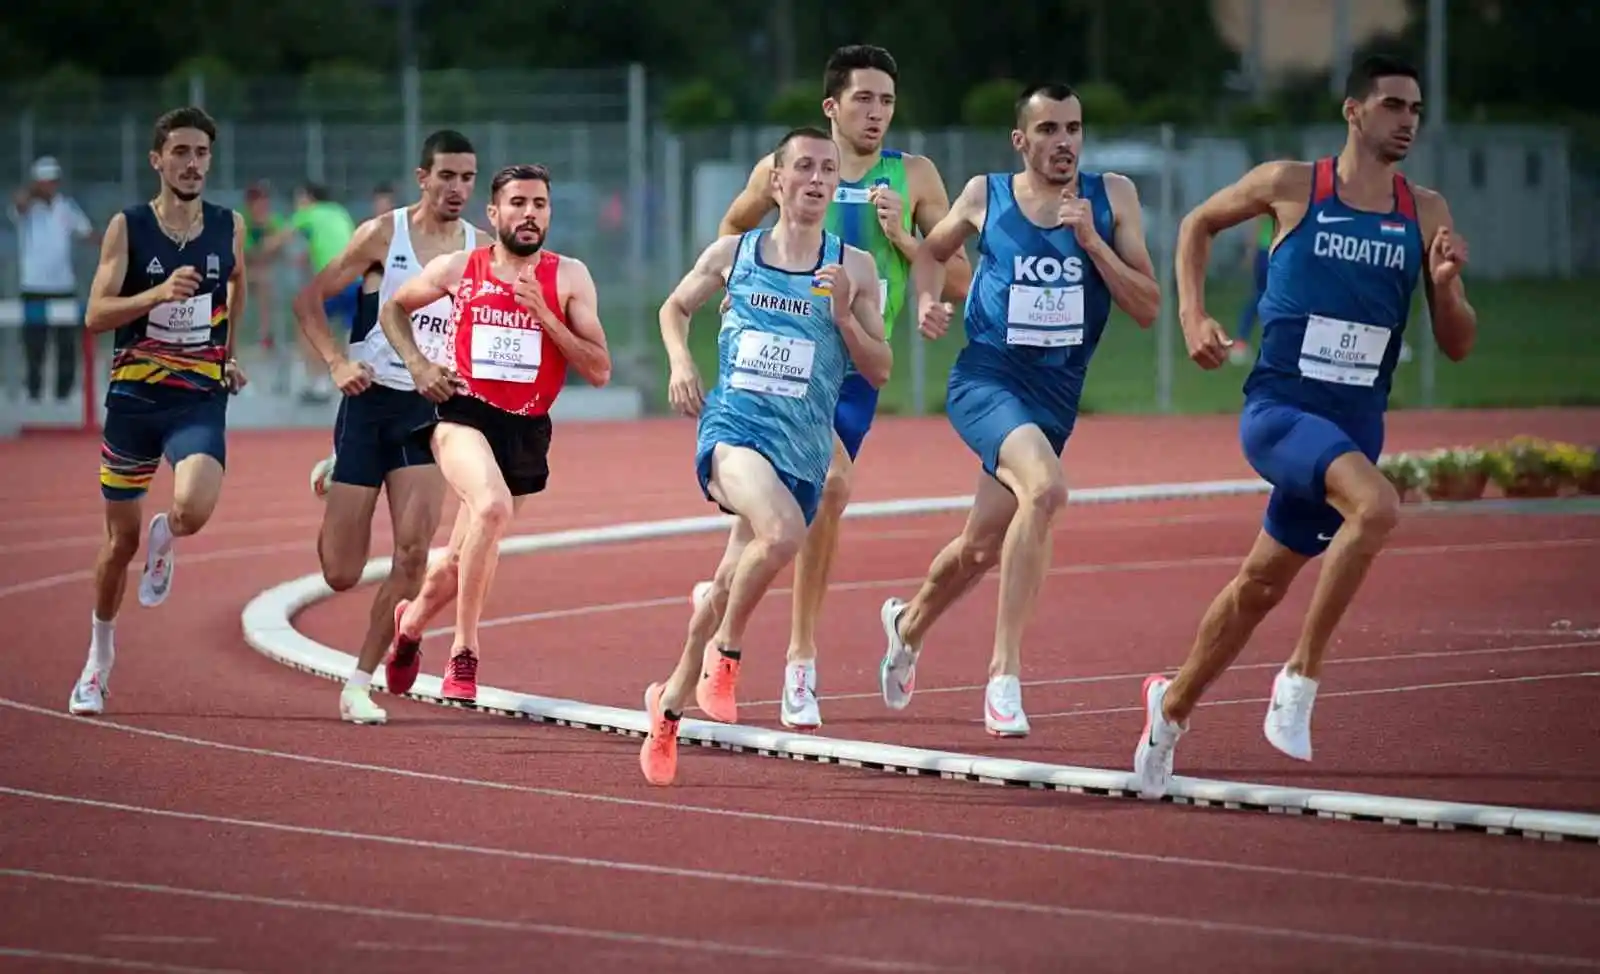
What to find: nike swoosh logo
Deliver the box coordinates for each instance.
[1316,212,1353,224]
[986,698,1017,723]
[1316,533,1335,542]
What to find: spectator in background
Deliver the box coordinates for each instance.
[9,156,97,401]
[371,182,395,218]
[261,183,356,401]
[242,182,285,353]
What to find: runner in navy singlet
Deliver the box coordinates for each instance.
[1134,55,1478,798]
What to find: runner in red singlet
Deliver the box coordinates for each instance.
[373,163,613,705]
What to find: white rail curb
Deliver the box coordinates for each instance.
[241,477,1600,843]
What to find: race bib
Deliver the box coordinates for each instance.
[1298,314,1390,387]
[470,323,540,383]
[147,293,213,346]
[729,331,815,399]
[1005,284,1084,347]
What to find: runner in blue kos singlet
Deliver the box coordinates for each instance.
[945,170,1117,478]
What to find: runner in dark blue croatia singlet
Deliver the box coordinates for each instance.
[944,171,1116,479]
[1240,156,1425,557]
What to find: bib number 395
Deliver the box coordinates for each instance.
[470,323,541,383]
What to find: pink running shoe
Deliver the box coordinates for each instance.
[384,599,423,695]
[441,648,479,703]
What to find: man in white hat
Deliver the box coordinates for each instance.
[9,156,97,402]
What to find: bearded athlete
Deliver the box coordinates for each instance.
[375,164,612,705]
[672,43,971,731]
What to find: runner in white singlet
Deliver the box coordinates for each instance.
[290,129,483,725]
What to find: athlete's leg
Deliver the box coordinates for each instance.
[988,424,1069,679]
[317,395,384,590]
[1286,452,1400,681]
[786,434,853,663]
[1131,527,1309,797]
[138,397,229,608]
[426,416,524,704]
[660,518,755,720]
[894,473,1019,651]
[643,444,807,784]
[72,404,167,715]
[1161,529,1310,723]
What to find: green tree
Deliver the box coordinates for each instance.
[161,55,248,117]
[766,81,824,128]
[661,78,736,130]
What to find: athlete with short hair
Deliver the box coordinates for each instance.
[292,129,482,725]
[680,43,969,730]
[878,83,1161,737]
[1133,55,1476,798]
[69,105,249,716]
[376,163,612,705]
[642,126,891,786]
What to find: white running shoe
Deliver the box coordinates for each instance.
[1263,665,1318,761]
[340,683,388,725]
[878,598,918,710]
[137,513,175,608]
[983,674,1030,737]
[1133,675,1187,799]
[68,665,111,716]
[310,453,337,499]
[780,660,822,730]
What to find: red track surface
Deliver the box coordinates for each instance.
[4,408,1600,974]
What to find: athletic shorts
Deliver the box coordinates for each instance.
[944,367,1073,481]
[331,384,438,489]
[833,372,880,461]
[1239,395,1384,557]
[694,439,824,527]
[323,280,361,330]
[99,390,228,501]
[433,393,553,497]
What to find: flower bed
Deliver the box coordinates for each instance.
[1379,437,1599,502]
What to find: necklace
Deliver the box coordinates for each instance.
[151,200,202,250]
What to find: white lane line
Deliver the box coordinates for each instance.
[0,698,1593,909]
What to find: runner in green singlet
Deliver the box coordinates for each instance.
[663,44,971,731]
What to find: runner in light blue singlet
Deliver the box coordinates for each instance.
[695,229,851,526]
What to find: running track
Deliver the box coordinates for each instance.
[3,407,1599,973]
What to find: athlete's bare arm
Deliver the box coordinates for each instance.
[661,235,740,368]
[717,155,778,235]
[1175,160,1309,367]
[1414,187,1477,361]
[380,249,469,375]
[838,244,892,387]
[1084,173,1160,328]
[535,257,611,387]
[84,213,194,334]
[910,174,987,325]
[904,154,973,303]
[1175,160,1309,326]
[659,235,740,416]
[293,215,394,371]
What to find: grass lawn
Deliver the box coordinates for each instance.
[664,276,1600,417]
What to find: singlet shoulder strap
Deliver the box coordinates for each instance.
[1311,157,1337,205]
[880,148,903,160]
[1392,173,1418,221]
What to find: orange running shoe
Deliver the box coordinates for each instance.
[695,648,740,723]
[639,683,680,786]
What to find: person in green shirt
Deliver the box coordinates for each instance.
[673,44,972,731]
[261,184,358,399]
